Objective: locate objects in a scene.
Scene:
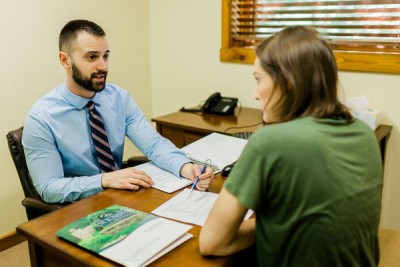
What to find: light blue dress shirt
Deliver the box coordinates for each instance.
[22,83,190,203]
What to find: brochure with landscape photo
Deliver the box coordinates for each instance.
[57,205,193,267]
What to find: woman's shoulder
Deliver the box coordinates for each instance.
[248,116,359,149]
[251,117,313,139]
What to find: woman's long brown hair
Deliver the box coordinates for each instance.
[256,26,352,122]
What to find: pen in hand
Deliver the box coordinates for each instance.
[190,164,207,194]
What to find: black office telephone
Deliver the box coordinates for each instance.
[202,92,238,116]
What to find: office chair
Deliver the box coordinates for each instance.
[121,155,148,169]
[6,127,65,220]
[6,126,148,220]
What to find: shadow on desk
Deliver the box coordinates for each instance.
[203,245,258,267]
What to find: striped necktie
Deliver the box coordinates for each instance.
[86,101,116,173]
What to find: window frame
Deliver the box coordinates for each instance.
[221,0,400,74]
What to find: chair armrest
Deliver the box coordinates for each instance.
[22,197,66,212]
[121,156,149,168]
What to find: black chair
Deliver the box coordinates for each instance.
[121,156,149,169]
[6,127,65,220]
[6,126,148,220]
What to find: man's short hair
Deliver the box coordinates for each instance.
[59,19,106,53]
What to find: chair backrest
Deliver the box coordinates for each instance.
[6,127,41,200]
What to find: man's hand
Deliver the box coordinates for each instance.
[101,168,154,190]
[180,163,214,191]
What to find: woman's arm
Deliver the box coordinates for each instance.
[199,187,256,256]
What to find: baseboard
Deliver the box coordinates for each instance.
[0,230,26,252]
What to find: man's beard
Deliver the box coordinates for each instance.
[71,62,107,93]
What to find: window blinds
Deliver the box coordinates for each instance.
[231,0,400,52]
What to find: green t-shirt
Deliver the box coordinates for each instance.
[225,117,383,267]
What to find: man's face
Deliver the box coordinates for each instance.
[71,60,107,92]
[68,31,110,93]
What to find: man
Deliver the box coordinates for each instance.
[22,19,213,203]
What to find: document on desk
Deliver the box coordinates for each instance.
[134,162,192,193]
[152,189,254,226]
[181,132,248,173]
[57,205,193,267]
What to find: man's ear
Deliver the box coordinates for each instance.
[59,51,71,69]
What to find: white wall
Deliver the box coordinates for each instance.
[148,0,400,230]
[0,0,150,235]
[149,0,256,115]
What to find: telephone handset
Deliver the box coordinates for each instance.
[202,92,238,116]
[179,92,238,115]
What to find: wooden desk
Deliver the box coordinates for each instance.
[151,107,263,148]
[374,124,393,166]
[16,175,255,267]
[152,108,392,164]
[16,109,393,266]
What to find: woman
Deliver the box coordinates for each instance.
[199,26,383,266]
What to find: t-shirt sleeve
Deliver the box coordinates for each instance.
[224,139,267,212]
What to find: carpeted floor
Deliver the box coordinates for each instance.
[0,241,30,267]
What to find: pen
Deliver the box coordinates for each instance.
[190,164,207,193]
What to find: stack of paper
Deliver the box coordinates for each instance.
[181,132,248,173]
[57,205,192,267]
[152,189,254,226]
[134,162,192,193]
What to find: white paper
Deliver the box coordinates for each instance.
[141,233,193,267]
[134,162,193,193]
[181,132,248,173]
[346,95,370,111]
[152,189,254,226]
[100,217,192,267]
[346,95,381,130]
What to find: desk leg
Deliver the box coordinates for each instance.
[380,134,391,168]
[27,241,41,267]
[27,241,81,267]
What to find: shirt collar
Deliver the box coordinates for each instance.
[60,83,96,110]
